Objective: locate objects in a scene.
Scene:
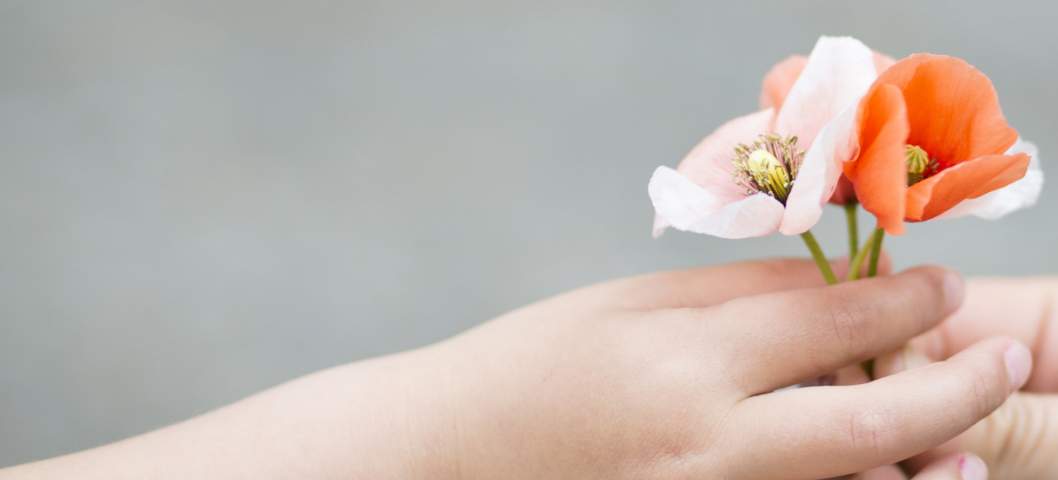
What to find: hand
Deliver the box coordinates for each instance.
[430,260,1029,479]
[0,260,1030,480]
[875,277,1058,479]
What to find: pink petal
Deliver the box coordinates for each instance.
[759,55,807,110]
[873,51,896,74]
[938,138,1044,220]
[774,36,877,148]
[674,108,775,201]
[649,166,785,239]
[780,104,860,235]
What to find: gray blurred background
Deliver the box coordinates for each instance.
[1,0,1055,466]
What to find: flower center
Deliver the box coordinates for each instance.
[733,134,803,204]
[905,144,939,186]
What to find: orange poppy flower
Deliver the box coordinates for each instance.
[843,54,1033,234]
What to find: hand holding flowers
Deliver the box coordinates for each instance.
[647,36,1045,478]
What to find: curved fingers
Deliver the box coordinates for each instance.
[723,338,1028,479]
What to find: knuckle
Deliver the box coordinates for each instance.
[823,300,872,352]
[958,357,1007,419]
[845,407,897,458]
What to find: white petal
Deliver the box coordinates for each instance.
[649,166,785,239]
[780,104,860,235]
[774,36,876,147]
[938,138,1044,220]
[652,108,774,237]
[675,108,775,199]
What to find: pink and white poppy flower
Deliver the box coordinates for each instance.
[649,36,890,239]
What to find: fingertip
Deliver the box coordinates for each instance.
[958,453,988,480]
[913,452,987,480]
[941,336,1029,408]
[941,269,966,315]
[1003,340,1033,391]
[900,265,965,315]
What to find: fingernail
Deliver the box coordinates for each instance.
[959,453,987,480]
[942,269,965,313]
[1004,342,1033,390]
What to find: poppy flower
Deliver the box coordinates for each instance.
[649,36,882,239]
[843,54,1042,234]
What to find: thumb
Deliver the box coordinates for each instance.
[876,345,1058,479]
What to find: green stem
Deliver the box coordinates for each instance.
[844,203,859,260]
[859,226,886,380]
[868,227,885,278]
[800,231,838,285]
[846,227,884,281]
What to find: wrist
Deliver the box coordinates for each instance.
[338,343,471,479]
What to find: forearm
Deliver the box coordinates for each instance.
[0,346,460,479]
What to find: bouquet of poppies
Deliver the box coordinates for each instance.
[649,36,1043,285]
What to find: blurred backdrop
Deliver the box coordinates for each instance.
[2,0,1055,466]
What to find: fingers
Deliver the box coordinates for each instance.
[911,453,987,480]
[878,345,1058,479]
[929,393,1058,479]
[603,254,892,310]
[723,338,1030,479]
[710,266,962,393]
[913,277,1058,391]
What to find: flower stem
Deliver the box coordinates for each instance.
[844,203,859,260]
[800,231,837,285]
[846,227,884,281]
[842,202,859,262]
[867,227,885,278]
[861,226,887,380]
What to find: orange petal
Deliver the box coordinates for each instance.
[846,83,910,235]
[906,152,1030,221]
[759,55,807,109]
[875,54,1018,166]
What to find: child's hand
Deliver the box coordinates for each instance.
[0,259,1029,480]
[431,260,1030,479]
[876,277,1058,479]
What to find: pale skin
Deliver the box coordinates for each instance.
[0,260,1033,479]
[875,277,1058,479]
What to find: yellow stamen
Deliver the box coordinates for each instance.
[745,149,791,202]
[732,134,802,203]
